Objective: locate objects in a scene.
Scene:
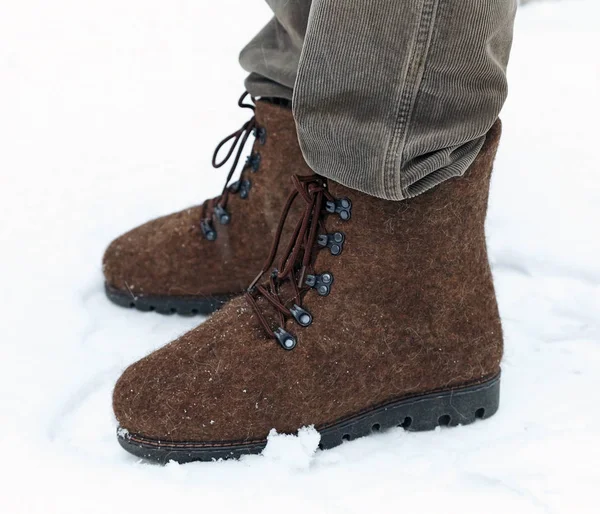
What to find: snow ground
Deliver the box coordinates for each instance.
[1,1,598,513]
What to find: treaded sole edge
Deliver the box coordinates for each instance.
[105,283,237,315]
[117,372,501,463]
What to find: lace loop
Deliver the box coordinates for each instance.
[245,175,345,347]
[201,92,261,239]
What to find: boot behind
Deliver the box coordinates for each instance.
[113,121,504,463]
[103,98,312,314]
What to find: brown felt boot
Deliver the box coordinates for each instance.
[103,94,312,314]
[113,121,504,463]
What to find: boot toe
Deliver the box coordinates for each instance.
[112,341,201,441]
[111,298,287,444]
[113,352,169,441]
[102,234,137,293]
[102,208,209,297]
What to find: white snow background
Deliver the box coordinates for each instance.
[1,1,598,513]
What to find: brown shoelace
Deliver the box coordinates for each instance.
[245,174,351,350]
[200,92,265,240]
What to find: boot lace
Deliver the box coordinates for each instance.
[200,92,266,240]
[245,174,352,350]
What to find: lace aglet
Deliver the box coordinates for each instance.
[248,269,266,292]
[297,266,307,289]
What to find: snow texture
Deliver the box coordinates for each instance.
[0,1,598,513]
[262,427,321,471]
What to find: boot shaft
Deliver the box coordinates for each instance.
[300,120,504,387]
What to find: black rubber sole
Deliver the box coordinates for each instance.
[105,283,236,315]
[117,373,500,464]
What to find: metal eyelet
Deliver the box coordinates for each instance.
[274,327,297,350]
[290,304,313,327]
[305,272,334,296]
[325,198,352,221]
[200,219,217,241]
[254,126,267,145]
[246,153,261,172]
[214,205,231,225]
[239,179,252,199]
[317,232,345,256]
[229,179,252,199]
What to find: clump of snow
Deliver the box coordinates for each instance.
[261,426,321,471]
[116,427,130,439]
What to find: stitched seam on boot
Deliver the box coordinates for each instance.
[383,0,441,200]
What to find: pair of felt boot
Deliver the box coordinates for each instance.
[105,97,504,463]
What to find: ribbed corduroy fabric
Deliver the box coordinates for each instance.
[240,0,516,200]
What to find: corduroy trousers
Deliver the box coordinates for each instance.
[240,0,517,200]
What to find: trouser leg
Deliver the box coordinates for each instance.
[241,1,517,200]
[240,1,312,101]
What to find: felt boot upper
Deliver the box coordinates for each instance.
[103,100,312,299]
[113,120,503,444]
